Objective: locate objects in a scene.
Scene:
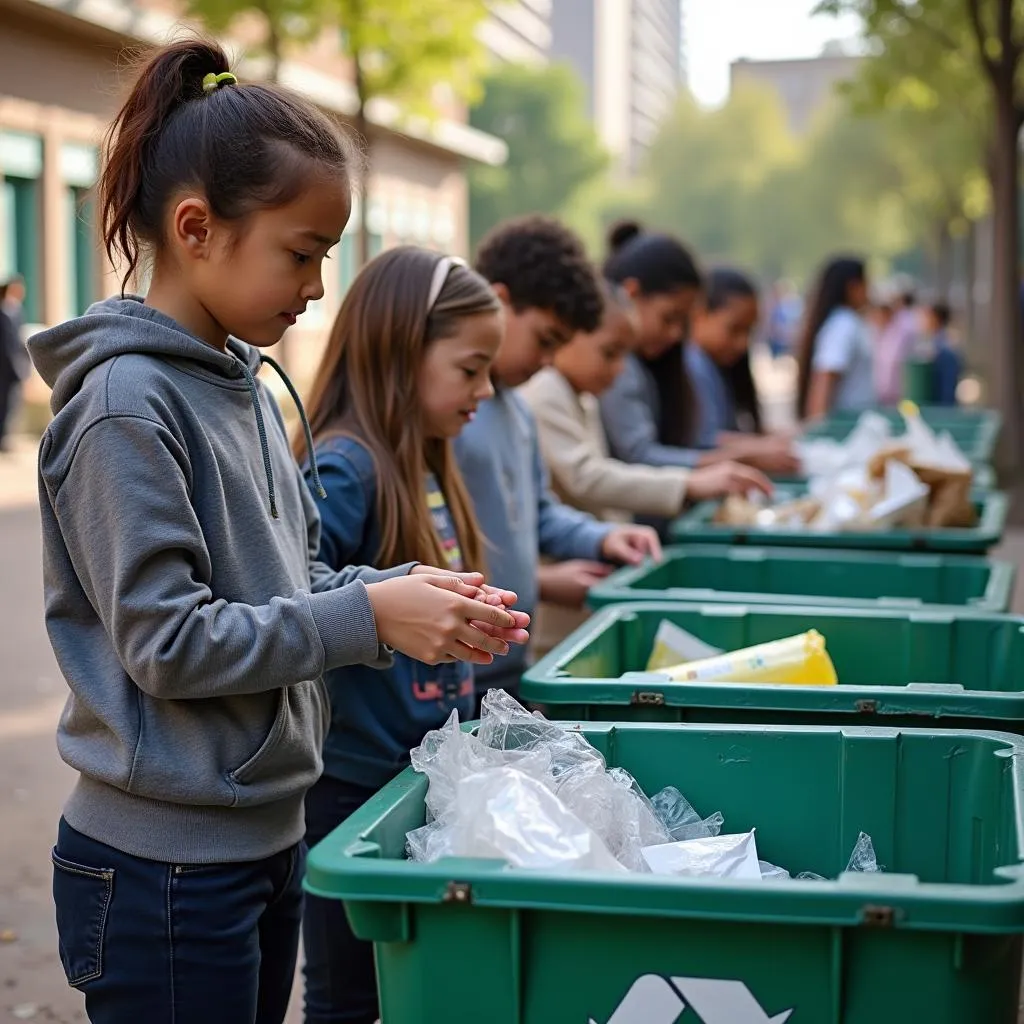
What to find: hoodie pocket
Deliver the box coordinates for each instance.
[227,680,328,806]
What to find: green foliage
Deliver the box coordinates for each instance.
[468,62,609,250]
[335,0,489,115]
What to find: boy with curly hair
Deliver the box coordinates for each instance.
[455,216,661,703]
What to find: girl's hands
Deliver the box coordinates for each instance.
[600,525,662,566]
[368,571,530,664]
[685,461,774,504]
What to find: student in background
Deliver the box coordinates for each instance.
[796,255,874,420]
[456,215,663,700]
[296,247,530,1024]
[521,281,772,522]
[875,286,919,406]
[685,267,774,450]
[599,222,799,480]
[520,282,770,652]
[922,301,962,406]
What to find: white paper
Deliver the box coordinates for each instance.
[641,830,761,880]
[647,620,724,672]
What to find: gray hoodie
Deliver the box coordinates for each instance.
[30,298,411,864]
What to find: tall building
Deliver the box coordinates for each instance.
[0,0,506,394]
[550,0,684,176]
[729,51,861,136]
[480,0,552,65]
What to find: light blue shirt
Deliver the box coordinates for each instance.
[812,308,876,412]
[684,343,736,449]
[454,387,611,692]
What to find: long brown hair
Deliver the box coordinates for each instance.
[296,246,499,571]
[795,256,866,418]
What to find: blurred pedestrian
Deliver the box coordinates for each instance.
[921,301,962,406]
[0,278,30,450]
[796,256,874,420]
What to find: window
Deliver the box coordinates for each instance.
[61,144,99,319]
[66,189,97,318]
[337,230,384,298]
[1,130,43,323]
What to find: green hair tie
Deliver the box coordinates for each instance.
[202,71,238,94]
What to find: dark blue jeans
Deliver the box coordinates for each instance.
[51,817,304,1024]
[302,775,380,1024]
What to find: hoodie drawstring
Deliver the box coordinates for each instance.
[238,360,279,519]
[260,354,326,501]
[237,353,327,520]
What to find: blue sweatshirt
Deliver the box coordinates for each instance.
[308,436,474,789]
[28,298,409,864]
[454,387,612,693]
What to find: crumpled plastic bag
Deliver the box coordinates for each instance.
[759,860,791,881]
[445,766,627,873]
[650,786,724,842]
[407,690,669,872]
[846,831,881,873]
[642,831,761,880]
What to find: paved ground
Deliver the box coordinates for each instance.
[1,427,1022,1024]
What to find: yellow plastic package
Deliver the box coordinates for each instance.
[659,631,838,687]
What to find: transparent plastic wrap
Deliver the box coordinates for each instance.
[846,832,881,873]
[650,786,725,842]
[447,766,627,873]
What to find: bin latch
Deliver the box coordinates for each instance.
[855,699,878,714]
[442,881,473,905]
[859,904,896,928]
[631,691,666,706]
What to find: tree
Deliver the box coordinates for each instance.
[818,0,1024,465]
[334,0,489,263]
[467,63,609,251]
[185,0,314,81]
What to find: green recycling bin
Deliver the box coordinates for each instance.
[669,490,1009,554]
[523,602,1024,730]
[305,720,1024,1024]
[587,545,1015,614]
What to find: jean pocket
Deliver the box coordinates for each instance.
[51,849,114,987]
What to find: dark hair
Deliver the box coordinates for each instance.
[474,215,603,333]
[931,301,952,328]
[603,220,703,296]
[720,352,763,435]
[700,268,762,439]
[795,255,866,418]
[705,267,757,311]
[297,247,498,570]
[100,38,355,288]
[604,222,703,448]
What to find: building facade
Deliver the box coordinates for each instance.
[729,52,862,136]
[0,0,505,394]
[479,0,552,65]
[550,0,684,176]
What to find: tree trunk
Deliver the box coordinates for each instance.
[936,221,954,296]
[987,91,1021,467]
[965,216,977,347]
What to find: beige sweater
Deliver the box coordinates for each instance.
[518,368,692,655]
[518,367,691,521]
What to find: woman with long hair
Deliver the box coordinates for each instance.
[796,256,874,419]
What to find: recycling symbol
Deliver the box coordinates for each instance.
[590,974,794,1024]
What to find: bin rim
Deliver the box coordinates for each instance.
[587,545,1016,615]
[668,491,1009,554]
[305,721,1024,935]
[522,601,1024,721]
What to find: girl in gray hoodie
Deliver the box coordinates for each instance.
[30,38,527,1024]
